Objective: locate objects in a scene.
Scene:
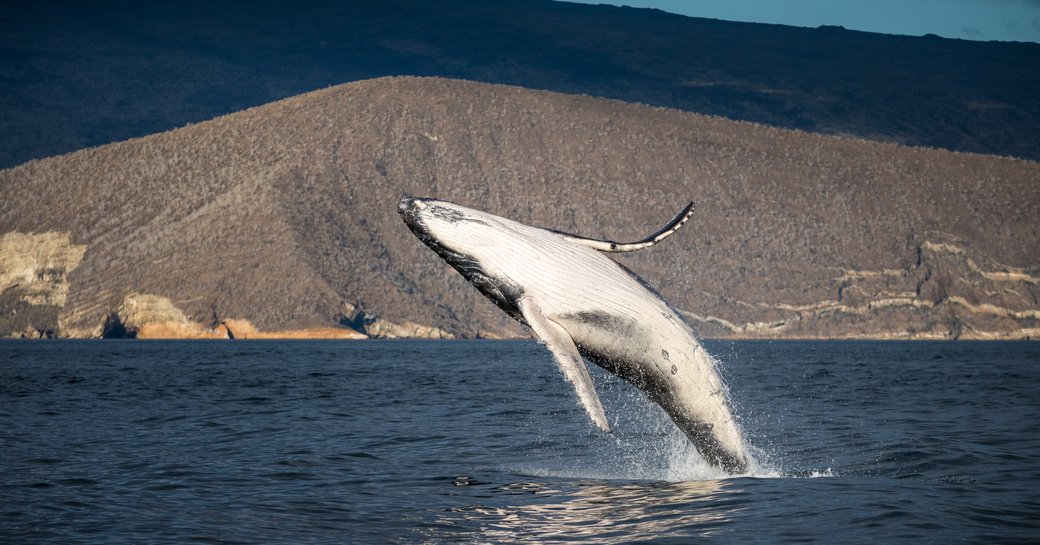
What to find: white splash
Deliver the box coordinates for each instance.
[512,375,785,482]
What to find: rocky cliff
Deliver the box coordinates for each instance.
[1,77,1037,339]
[0,232,86,338]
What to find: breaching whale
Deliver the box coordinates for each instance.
[398,197,750,473]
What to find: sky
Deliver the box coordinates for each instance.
[564,0,1040,43]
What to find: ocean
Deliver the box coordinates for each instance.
[1,339,1037,544]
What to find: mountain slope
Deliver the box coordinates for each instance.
[2,0,1038,169]
[2,77,1038,339]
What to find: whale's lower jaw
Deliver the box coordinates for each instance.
[416,237,526,322]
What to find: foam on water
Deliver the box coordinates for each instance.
[515,424,790,482]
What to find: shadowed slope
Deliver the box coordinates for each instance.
[1,0,1039,168]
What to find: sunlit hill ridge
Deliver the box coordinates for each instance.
[1,77,1038,339]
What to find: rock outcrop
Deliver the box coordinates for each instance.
[339,302,455,339]
[1,231,86,338]
[103,293,226,339]
[99,294,369,340]
[363,319,455,340]
[221,318,366,340]
[683,237,1040,340]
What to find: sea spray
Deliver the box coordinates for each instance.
[513,363,782,481]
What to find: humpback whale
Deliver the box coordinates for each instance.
[398,197,750,473]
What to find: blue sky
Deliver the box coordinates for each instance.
[563,0,1040,43]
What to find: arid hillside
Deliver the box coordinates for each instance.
[2,77,1038,339]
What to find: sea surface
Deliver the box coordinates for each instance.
[1,339,1038,544]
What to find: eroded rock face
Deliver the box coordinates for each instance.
[221,318,366,339]
[100,296,369,339]
[0,231,87,305]
[0,231,86,337]
[364,319,454,340]
[682,238,1040,340]
[339,302,454,339]
[104,293,225,339]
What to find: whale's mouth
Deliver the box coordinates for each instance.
[398,197,456,256]
[398,196,431,236]
[399,197,490,235]
[398,196,428,214]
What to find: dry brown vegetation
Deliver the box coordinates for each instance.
[1,77,1038,339]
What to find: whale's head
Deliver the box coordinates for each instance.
[398,197,527,317]
[398,197,521,257]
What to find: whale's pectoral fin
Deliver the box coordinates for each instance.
[519,296,611,433]
[553,201,695,253]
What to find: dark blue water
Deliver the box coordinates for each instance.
[1,340,1038,544]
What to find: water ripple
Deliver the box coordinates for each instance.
[0,339,1037,544]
